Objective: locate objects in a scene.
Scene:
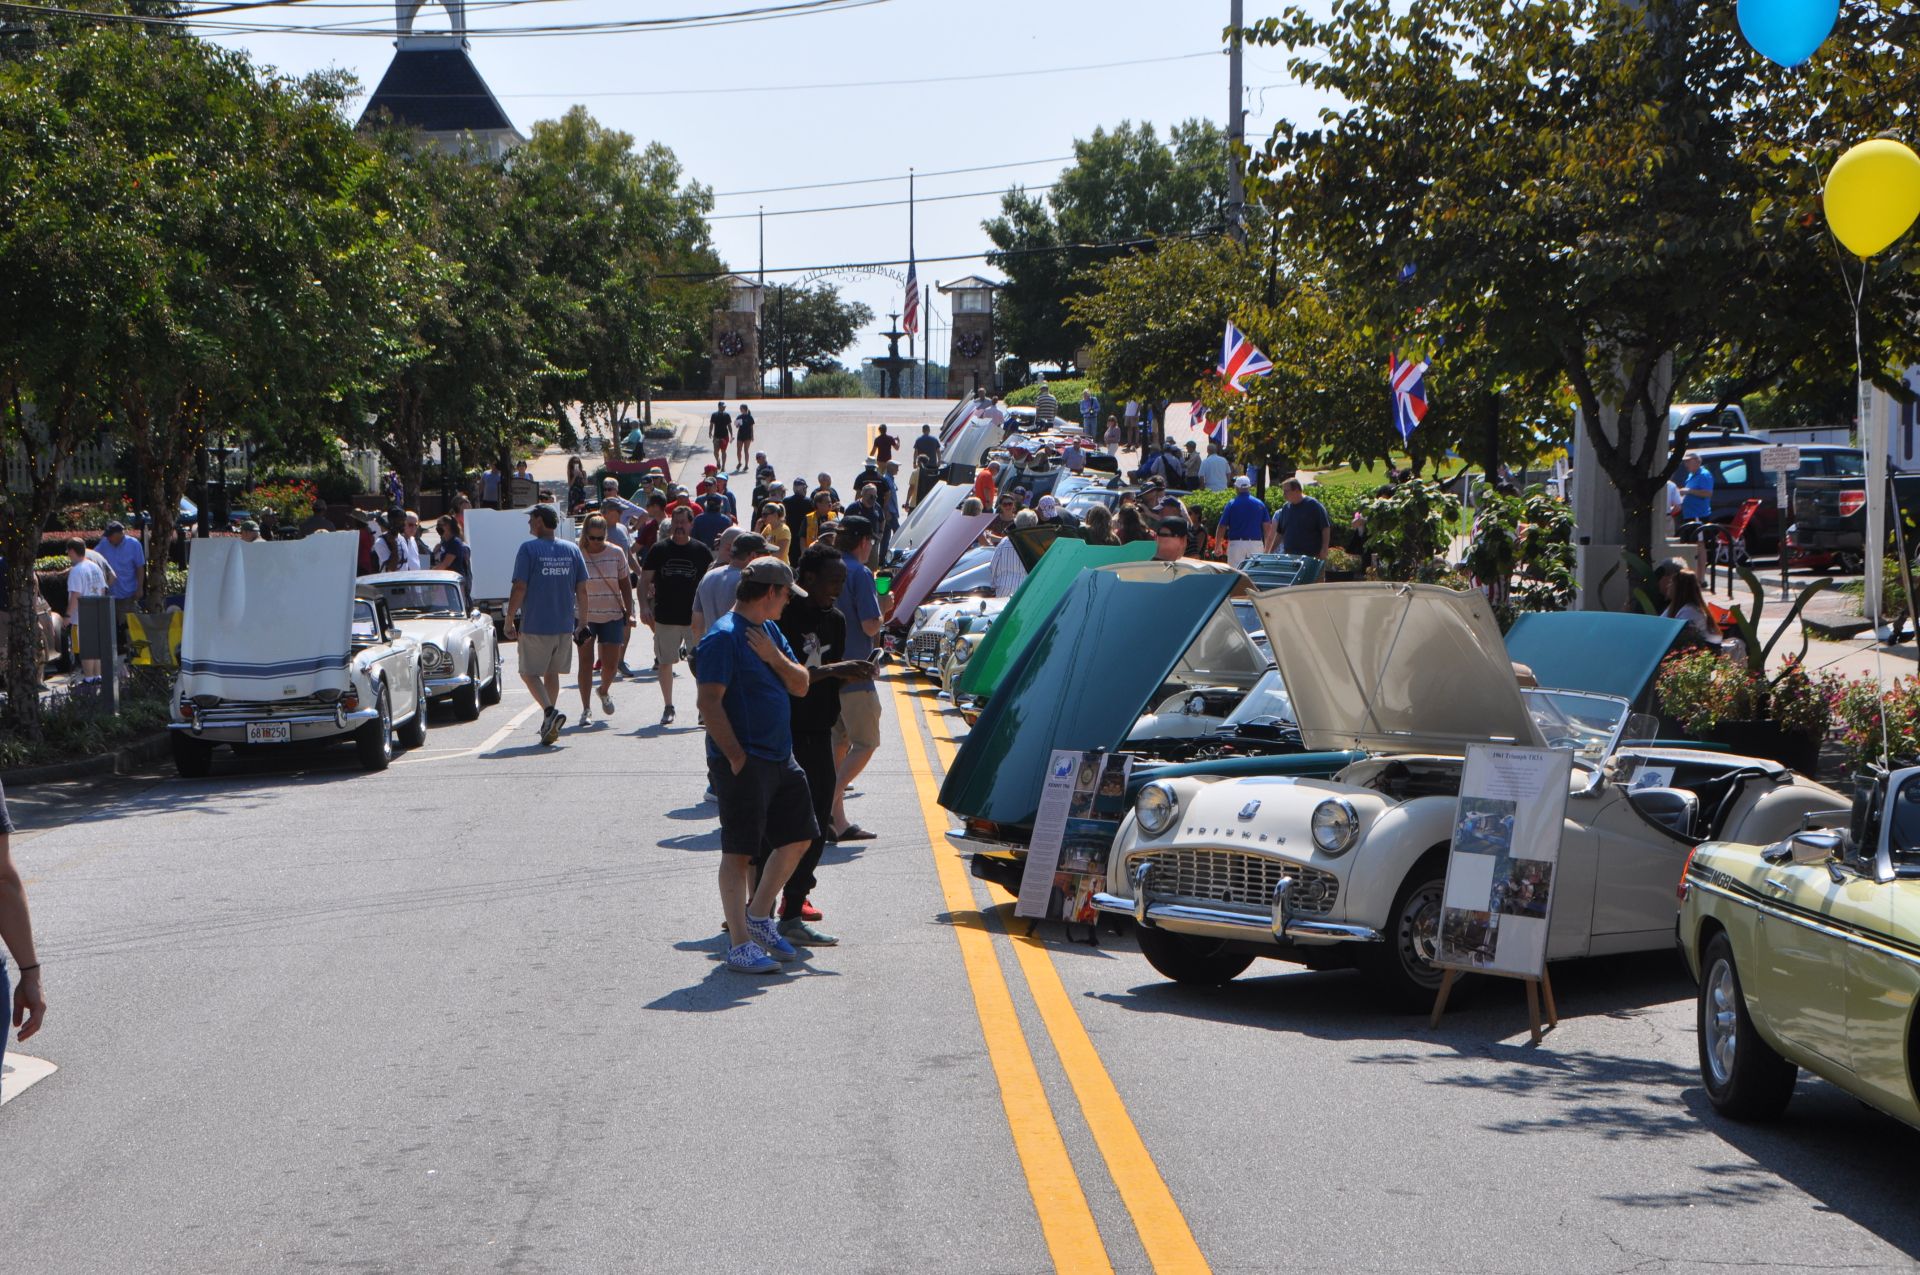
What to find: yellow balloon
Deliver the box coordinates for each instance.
[1824,138,1920,258]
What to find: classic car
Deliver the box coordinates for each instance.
[937,604,1010,700]
[942,558,1334,893]
[1087,584,1850,1005]
[169,536,427,777]
[356,570,503,721]
[904,595,1001,677]
[1681,766,1920,1130]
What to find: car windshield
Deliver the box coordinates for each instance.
[1821,450,1866,478]
[1231,598,1263,637]
[1063,490,1116,516]
[1523,688,1630,762]
[370,582,466,617]
[350,599,381,644]
[1220,668,1294,728]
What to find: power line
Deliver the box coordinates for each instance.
[714,155,1073,199]
[709,183,1054,221]
[655,230,1217,280]
[2,0,893,38]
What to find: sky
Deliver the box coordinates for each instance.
[207,0,1332,376]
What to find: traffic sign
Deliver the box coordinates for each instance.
[1759,445,1802,473]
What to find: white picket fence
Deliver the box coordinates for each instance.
[4,438,122,496]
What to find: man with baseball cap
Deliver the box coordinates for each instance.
[505,504,591,745]
[1219,475,1274,568]
[695,556,817,973]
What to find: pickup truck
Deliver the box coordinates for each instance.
[1789,472,1920,570]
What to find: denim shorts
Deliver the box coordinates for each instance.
[707,753,818,859]
[581,618,627,645]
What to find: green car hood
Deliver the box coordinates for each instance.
[954,538,1155,700]
[939,561,1238,828]
[1504,611,1683,706]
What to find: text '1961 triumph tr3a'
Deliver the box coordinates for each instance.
[946,578,1855,1008]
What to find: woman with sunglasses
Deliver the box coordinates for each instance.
[430,514,473,596]
[574,514,634,725]
[756,501,791,561]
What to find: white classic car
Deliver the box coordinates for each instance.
[169,536,428,777]
[1091,584,1850,1006]
[356,570,502,720]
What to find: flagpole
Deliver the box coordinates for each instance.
[908,168,917,379]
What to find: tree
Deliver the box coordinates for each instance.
[759,283,874,394]
[1247,0,1920,563]
[1071,237,1255,411]
[985,119,1228,376]
[509,108,721,443]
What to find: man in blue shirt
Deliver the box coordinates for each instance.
[696,557,816,974]
[95,520,146,645]
[505,505,590,745]
[1678,453,1716,574]
[829,516,883,842]
[1275,478,1332,560]
[1219,476,1274,568]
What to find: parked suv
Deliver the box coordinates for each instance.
[1685,444,1864,555]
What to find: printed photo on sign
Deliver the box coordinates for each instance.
[1440,909,1501,969]
[1452,796,1516,858]
[1019,750,1132,922]
[1493,859,1553,919]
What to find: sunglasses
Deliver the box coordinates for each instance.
[586,536,605,544]
[1155,528,1185,537]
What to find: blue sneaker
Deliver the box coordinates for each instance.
[726,942,780,974]
[747,915,800,961]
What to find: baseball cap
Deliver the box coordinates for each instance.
[704,463,718,474]
[528,504,558,529]
[103,520,125,534]
[239,519,260,533]
[1037,495,1058,516]
[741,556,807,597]
[732,532,769,558]
[1234,475,1252,490]
[699,493,724,508]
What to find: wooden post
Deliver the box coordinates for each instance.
[1429,967,1558,1044]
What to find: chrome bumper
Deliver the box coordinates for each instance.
[170,708,380,736]
[946,829,1029,856]
[424,674,474,696]
[1091,861,1385,944]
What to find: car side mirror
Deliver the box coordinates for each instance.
[1788,829,1844,865]
[385,626,403,643]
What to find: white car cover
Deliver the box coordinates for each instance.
[465,508,575,603]
[178,534,358,701]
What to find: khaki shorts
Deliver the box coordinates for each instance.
[832,687,882,752]
[653,623,693,667]
[518,630,574,677]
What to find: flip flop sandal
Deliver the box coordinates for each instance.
[834,825,877,842]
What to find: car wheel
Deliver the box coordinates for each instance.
[170,732,213,779]
[1360,858,1449,1010]
[478,641,503,706]
[1135,925,1254,986]
[453,656,482,721]
[1698,932,1797,1120]
[397,680,428,748]
[356,683,393,772]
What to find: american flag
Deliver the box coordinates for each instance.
[1389,351,1430,443]
[902,262,920,336]
[1192,399,1228,450]
[1218,321,1273,393]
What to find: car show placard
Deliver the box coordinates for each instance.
[1436,744,1573,981]
[1017,749,1133,923]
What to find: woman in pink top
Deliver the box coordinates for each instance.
[574,515,635,726]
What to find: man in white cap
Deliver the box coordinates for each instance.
[1219,476,1274,568]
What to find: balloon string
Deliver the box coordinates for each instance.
[1845,256,1892,766]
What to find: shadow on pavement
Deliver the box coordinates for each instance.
[647,936,844,1011]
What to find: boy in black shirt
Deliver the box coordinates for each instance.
[769,545,873,944]
[639,506,714,724]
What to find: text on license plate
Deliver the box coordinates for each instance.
[246,722,291,745]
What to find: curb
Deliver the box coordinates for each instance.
[1805,614,1875,640]
[1,730,172,789]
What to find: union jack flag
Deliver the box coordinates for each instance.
[1191,399,1228,450]
[1218,321,1273,393]
[1389,351,1429,443]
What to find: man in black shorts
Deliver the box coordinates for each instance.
[709,401,732,469]
[772,545,874,945]
[695,557,817,973]
[734,402,755,472]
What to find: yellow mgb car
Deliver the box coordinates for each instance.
[1680,766,1920,1128]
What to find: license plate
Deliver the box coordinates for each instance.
[246,722,291,745]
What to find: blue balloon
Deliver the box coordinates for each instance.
[1737,0,1839,67]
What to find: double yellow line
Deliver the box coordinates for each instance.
[888,675,1209,1274]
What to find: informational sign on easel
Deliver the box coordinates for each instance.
[1016,749,1133,924]
[1430,744,1573,1042]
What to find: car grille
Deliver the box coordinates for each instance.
[190,695,345,727]
[1128,848,1339,918]
[906,632,944,668]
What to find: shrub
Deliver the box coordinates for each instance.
[1769,657,1841,739]
[50,496,133,531]
[796,370,867,398]
[247,478,318,523]
[0,667,174,770]
[1828,676,1920,773]
[1359,478,1461,581]
[1656,649,1760,735]
[1005,378,1100,422]
[1463,481,1575,612]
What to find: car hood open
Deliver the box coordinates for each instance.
[939,559,1243,829]
[954,537,1155,700]
[178,534,359,702]
[1503,611,1683,706]
[1250,583,1543,755]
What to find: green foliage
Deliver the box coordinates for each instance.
[986,119,1228,373]
[1463,483,1575,612]
[51,497,133,531]
[760,283,873,391]
[1656,649,1760,735]
[1072,238,1256,422]
[1724,566,1832,678]
[247,478,317,523]
[1830,675,1920,771]
[1769,657,1840,740]
[1004,378,1097,419]
[1358,479,1460,580]
[795,370,867,398]
[0,666,174,771]
[257,462,363,505]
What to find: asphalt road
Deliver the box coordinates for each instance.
[4,399,1918,1274]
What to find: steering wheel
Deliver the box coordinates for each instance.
[1546,736,1581,750]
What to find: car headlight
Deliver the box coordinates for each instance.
[1310,798,1360,856]
[953,642,971,665]
[1135,781,1178,836]
[942,618,960,638]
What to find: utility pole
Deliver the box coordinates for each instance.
[757,206,764,287]
[1226,0,1246,242]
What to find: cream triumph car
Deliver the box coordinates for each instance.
[1090,584,1850,1006]
[356,571,503,721]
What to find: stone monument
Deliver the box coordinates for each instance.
[709,274,763,400]
[939,276,1000,399]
